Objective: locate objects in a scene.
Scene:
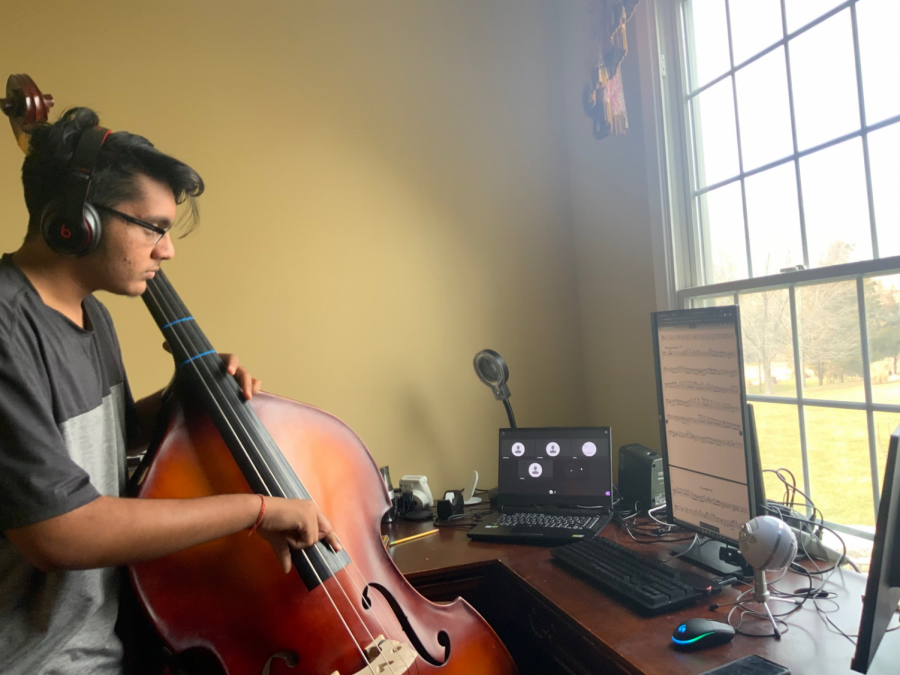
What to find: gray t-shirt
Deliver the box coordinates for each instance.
[0,254,138,674]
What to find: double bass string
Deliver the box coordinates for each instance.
[144,277,401,675]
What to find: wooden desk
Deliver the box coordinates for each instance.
[383,520,899,675]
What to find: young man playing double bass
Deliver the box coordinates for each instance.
[0,108,339,674]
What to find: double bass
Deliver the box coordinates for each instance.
[2,74,518,675]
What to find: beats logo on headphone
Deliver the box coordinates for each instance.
[40,126,111,256]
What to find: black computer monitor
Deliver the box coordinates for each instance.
[651,306,765,576]
[852,426,900,673]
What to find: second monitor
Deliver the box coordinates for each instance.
[652,305,766,575]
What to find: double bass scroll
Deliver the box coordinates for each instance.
[1,74,54,153]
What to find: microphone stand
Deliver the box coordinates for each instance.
[502,398,517,429]
[752,568,781,639]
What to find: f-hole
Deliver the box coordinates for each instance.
[364,583,450,667]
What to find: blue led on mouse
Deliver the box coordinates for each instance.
[671,618,735,650]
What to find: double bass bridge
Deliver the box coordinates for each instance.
[261,635,415,675]
[333,635,416,675]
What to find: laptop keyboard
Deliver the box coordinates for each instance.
[496,512,602,530]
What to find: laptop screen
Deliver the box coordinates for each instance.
[497,427,613,508]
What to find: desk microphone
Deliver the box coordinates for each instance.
[738,516,799,639]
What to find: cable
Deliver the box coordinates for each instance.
[431,500,493,530]
[612,510,694,544]
[763,468,824,533]
[619,468,870,644]
[763,503,831,568]
[723,584,800,638]
[612,500,642,519]
[662,534,700,563]
[647,504,678,531]
[790,564,858,645]
[689,469,851,642]
[758,472,864,645]
[761,470,852,577]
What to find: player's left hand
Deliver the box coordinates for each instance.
[219,351,262,400]
[163,342,262,400]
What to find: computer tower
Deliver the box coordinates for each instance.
[617,443,665,511]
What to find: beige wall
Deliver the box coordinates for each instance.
[558,2,663,462]
[0,1,595,497]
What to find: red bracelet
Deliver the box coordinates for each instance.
[249,494,266,536]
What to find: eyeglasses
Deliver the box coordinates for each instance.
[95,204,171,246]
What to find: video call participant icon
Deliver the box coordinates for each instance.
[545,442,560,457]
[519,460,552,480]
[511,442,525,457]
[581,441,597,457]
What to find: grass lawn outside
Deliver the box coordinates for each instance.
[751,379,900,568]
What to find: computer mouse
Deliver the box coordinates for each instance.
[671,618,735,650]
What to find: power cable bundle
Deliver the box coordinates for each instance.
[713,466,899,641]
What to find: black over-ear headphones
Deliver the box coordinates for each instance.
[40,126,111,256]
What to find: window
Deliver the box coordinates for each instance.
[655,0,900,554]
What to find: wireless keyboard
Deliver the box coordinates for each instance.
[551,536,705,614]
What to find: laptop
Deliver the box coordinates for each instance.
[467,427,613,545]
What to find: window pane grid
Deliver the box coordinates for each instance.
[692,112,900,198]
[683,0,900,288]
[684,0,856,100]
[682,269,900,538]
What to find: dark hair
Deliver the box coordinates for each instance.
[21,107,204,237]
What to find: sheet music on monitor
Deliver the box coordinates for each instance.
[652,306,757,547]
